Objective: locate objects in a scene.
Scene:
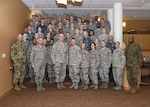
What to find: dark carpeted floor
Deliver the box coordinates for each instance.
[0,76,150,107]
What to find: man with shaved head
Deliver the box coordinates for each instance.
[11,34,27,91]
[125,36,143,94]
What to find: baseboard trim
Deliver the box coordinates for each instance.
[0,86,13,100]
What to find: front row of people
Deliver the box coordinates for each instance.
[11,34,142,94]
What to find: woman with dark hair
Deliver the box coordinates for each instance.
[89,30,96,42]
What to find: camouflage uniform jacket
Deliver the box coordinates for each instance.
[75,34,83,46]
[11,41,26,64]
[80,50,90,68]
[69,45,82,66]
[51,41,68,64]
[30,45,47,66]
[112,48,126,68]
[89,49,100,69]
[125,42,143,66]
[47,45,53,65]
[99,47,112,67]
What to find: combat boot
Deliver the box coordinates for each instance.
[100,82,105,88]
[57,82,62,90]
[93,84,98,90]
[90,84,95,88]
[114,85,122,91]
[130,87,137,94]
[69,82,75,88]
[60,82,67,89]
[36,84,42,91]
[30,78,35,83]
[79,82,85,88]
[83,84,88,90]
[19,83,27,89]
[113,85,118,90]
[49,78,53,84]
[14,84,21,91]
[74,82,79,90]
[103,82,109,89]
[40,84,45,91]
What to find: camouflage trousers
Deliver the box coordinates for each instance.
[47,64,55,78]
[113,67,123,86]
[13,62,25,84]
[80,68,89,84]
[69,65,80,83]
[126,65,139,87]
[34,63,46,85]
[28,64,35,81]
[99,66,109,83]
[54,63,66,83]
[89,68,98,84]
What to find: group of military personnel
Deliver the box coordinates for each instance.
[11,13,143,94]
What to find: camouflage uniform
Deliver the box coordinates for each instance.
[47,45,55,83]
[54,34,59,42]
[99,47,112,88]
[106,41,115,82]
[102,20,111,34]
[80,50,90,88]
[70,28,75,37]
[63,25,70,34]
[65,37,72,48]
[112,48,126,87]
[69,45,82,89]
[30,45,47,90]
[94,28,102,37]
[51,41,68,84]
[96,44,101,52]
[26,44,35,83]
[98,34,108,43]
[89,49,100,88]
[22,40,29,77]
[11,41,26,84]
[75,34,83,46]
[90,36,97,42]
[88,23,95,31]
[125,43,143,88]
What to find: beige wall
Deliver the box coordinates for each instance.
[0,0,31,97]
[123,20,150,34]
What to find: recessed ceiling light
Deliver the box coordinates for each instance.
[134,16,137,17]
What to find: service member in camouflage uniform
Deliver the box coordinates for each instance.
[69,38,82,90]
[80,43,90,89]
[51,33,68,89]
[11,34,27,91]
[22,33,29,78]
[47,39,55,83]
[74,28,83,46]
[112,41,126,91]
[99,40,112,89]
[89,42,100,90]
[26,39,37,83]
[30,37,47,91]
[125,36,143,94]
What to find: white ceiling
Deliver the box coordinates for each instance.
[21,0,150,20]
